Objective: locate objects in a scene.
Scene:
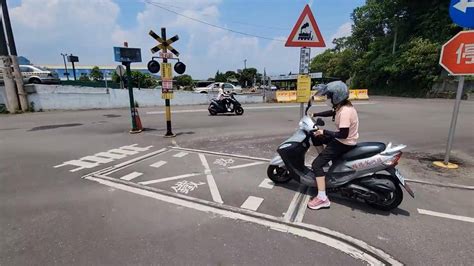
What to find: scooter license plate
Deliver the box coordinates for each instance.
[394,169,406,185]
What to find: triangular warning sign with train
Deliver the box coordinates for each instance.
[285,5,326,47]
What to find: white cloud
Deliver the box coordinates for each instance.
[11,0,345,79]
[329,22,352,47]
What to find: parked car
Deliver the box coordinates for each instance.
[1,65,60,84]
[19,65,60,84]
[193,82,242,94]
[262,85,278,90]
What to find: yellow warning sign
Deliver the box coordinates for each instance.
[161,63,172,79]
[161,92,174,100]
[297,74,311,103]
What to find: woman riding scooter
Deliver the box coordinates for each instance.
[307,81,359,210]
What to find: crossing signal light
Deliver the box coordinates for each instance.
[147,60,160,73]
[174,62,186,74]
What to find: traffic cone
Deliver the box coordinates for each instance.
[130,108,143,133]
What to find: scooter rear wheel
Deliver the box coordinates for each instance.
[267,165,291,184]
[366,181,403,211]
[208,106,217,116]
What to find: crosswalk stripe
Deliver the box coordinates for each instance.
[258,178,275,189]
[150,161,167,168]
[241,196,264,211]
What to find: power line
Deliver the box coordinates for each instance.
[146,0,289,31]
[144,0,286,42]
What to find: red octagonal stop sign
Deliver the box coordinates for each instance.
[440,30,474,76]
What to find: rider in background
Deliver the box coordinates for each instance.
[307,81,359,210]
[217,83,231,111]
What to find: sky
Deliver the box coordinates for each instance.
[9,0,365,79]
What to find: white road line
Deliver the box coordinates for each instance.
[120,172,143,181]
[113,148,167,168]
[241,196,264,211]
[294,193,311,223]
[228,161,265,169]
[139,173,201,185]
[85,175,398,265]
[170,147,270,162]
[150,161,167,168]
[173,152,189,158]
[284,188,304,222]
[417,209,474,224]
[198,153,223,203]
[258,178,275,189]
[146,102,374,115]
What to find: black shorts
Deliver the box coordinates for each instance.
[311,135,355,177]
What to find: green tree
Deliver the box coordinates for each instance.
[111,71,158,88]
[215,71,226,82]
[310,0,459,96]
[174,74,194,88]
[89,66,103,81]
[79,73,90,81]
[239,68,258,87]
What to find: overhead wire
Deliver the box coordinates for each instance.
[143,0,286,42]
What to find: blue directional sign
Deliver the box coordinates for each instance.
[450,0,474,28]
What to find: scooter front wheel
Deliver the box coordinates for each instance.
[235,106,244,116]
[267,165,291,184]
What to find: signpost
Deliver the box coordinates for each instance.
[435,2,474,169]
[286,4,326,117]
[113,45,143,133]
[434,30,474,169]
[148,28,186,137]
[116,65,125,89]
[67,54,79,81]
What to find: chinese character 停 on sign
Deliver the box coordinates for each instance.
[456,43,474,64]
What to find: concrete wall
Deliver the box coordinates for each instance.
[10,85,262,111]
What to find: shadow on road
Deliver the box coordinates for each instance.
[276,181,411,217]
[329,194,411,217]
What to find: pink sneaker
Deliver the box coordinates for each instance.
[307,197,331,210]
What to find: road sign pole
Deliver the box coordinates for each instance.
[71,60,77,81]
[124,62,139,132]
[443,76,465,165]
[162,27,175,137]
[299,47,310,118]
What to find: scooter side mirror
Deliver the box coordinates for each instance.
[316,118,325,126]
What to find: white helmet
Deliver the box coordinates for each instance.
[316,81,349,105]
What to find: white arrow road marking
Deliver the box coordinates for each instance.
[228,161,265,169]
[120,172,143,181]
[417,209,474,223]
[198,153,223,204]
[454,0,474,13]
[241,196,264,211]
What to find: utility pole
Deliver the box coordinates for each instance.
[70,54,77,80]
[1,0,27,111]
[60,53,70,80]
[244,59,247,69]
[0,15,18,113]
[392,27,398,55]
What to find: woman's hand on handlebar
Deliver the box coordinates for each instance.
[313,129,324,136]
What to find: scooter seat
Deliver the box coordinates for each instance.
[341,142,386,161]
